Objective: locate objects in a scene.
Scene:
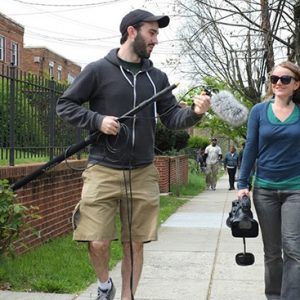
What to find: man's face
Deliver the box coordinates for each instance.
[133,22,159,59]
[212,140,217,146]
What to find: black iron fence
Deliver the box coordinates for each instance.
[0,64,88,166]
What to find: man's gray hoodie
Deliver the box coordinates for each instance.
[56,48,202,169]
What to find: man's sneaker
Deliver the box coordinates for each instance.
[96,281,116,300]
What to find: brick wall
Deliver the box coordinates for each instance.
[0,155,188,254]
[154,155,188,193]
[0,160,85,254]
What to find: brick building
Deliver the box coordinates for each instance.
[0,11,81,82]
[23,47,81,83]
[0,12,24,68]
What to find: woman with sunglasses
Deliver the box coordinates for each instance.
[238,61,300,300]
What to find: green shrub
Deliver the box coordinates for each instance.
[155,121,190,154]
[188,136,210,149]
[0,179,39,256]
[174,130,189,151]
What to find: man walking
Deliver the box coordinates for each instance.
[56,8,211,300]
[204,138,222,190]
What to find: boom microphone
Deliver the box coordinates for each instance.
[210,90,248,127]
[10,83,179,191]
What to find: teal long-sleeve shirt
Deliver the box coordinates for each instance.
[238,100,300,190]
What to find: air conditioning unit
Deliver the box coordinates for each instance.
[33,56,41,63]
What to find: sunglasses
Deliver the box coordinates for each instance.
[270,75,296,85]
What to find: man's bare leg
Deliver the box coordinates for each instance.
[89,240,111,282]
[121,241,144,300]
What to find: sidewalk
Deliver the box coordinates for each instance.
[0,175,265,300]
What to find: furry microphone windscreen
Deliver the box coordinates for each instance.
[211,91,248,127]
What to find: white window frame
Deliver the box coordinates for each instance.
[49,61,54,78]
[57,65,62,81]
[0,36,4,61]
[67,73,75,84]
[11,41,18,66]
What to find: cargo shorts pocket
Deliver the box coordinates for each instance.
[72,202,81,230]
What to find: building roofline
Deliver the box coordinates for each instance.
[0,12,24,31]
[24,46,81,68]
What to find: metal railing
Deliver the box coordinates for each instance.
[0,64,88,166]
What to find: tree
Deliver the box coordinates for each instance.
[171,0,297,104]
[295,0,300,64]
[155,121,190,154]
[178,77,250,139]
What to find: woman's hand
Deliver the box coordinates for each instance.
[237,188,250,199]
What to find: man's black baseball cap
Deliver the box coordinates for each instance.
[120,9,170,36]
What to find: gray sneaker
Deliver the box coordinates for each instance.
[96,281,116,300]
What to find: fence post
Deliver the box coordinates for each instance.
[48,78,56,160]
[9,64,16,166]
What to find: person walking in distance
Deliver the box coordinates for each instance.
[56,9,211,300]
[204,138,222,190]
[196,148,206,174]
[238,61,300,300]
[224,145,239,190]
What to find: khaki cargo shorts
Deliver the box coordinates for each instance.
[72,163,160,242]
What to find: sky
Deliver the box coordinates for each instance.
[1,0,186,90]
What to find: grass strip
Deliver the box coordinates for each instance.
[0,169,205,293]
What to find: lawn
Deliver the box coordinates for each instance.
[0,168,206,293]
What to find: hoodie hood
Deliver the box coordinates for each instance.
[104,48,154,72]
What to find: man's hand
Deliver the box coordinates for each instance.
[100,116,120,135]
[192,92,211,115]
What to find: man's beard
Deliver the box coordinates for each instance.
[133,32,151,59]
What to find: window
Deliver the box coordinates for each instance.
[57,65,62,81]
[11,42,18,66]
[67,73,75,84]
[48,61,54,78]
[0,36,4,61]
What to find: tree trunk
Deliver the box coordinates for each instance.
[295,1,300,65]
[260,0,274,73]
